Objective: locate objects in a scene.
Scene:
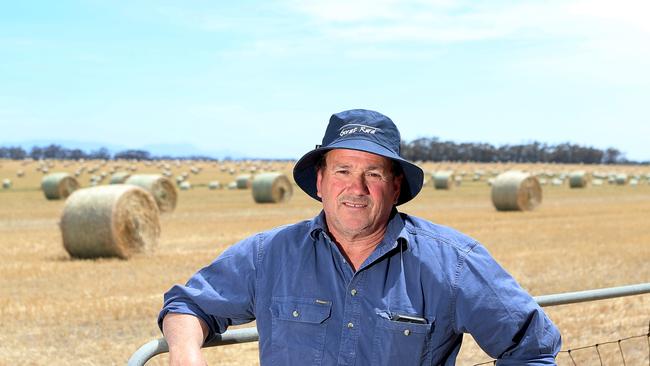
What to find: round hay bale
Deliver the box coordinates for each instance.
[110,171,132,184]
[179,181,192,190]
[252,173,293,203]
[41,173,80,200]
[569,171,588,188]
[615,173,628,185]
[2,178,11,189]
[551,178,564,186]
[60,185,160,259]
[124,174,177,213]
[227,181,237,190]
[432,171,454,190]
[17,170,25,178]
[236,174,252,189]
[592,178,604,186]
[491,171,542,211]
[208,181,222,190]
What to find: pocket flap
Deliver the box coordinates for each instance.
[271,297,332,324]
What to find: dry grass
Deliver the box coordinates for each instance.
[1,159,649,365]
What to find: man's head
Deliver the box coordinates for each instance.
[293,109,424,206]
[293,109,424,205]
[315,148,403,239]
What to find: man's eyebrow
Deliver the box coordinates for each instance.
[331,163,352,169]
[331,163,387,171]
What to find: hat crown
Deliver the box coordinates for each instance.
[322,109,401,154]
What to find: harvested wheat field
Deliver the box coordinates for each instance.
[1,159,649,365]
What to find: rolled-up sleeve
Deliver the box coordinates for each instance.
[452,242,561,365]
[158,234,260,342]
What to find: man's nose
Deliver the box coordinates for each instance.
[347,173,370,194]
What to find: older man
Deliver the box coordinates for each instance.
[159,109,561,365]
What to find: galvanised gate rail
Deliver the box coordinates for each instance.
[127,282,650,366]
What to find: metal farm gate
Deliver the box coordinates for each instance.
[128,283,650,366]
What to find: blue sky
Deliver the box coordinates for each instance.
[1,0,649,160]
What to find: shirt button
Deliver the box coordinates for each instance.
[292,310,299,318]
[347,322,354,329]
[403,329,411,336]
[350,289,357,296]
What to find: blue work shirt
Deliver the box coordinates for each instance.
[159,210,561,365]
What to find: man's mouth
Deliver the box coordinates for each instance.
[342,202,367,208]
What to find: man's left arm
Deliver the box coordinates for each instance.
[452,242,562,365]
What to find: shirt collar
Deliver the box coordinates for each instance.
[308,208,409,251]
[308,210,328,241]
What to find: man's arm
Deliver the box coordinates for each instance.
[162,313,209,366]
[453,243,561,365]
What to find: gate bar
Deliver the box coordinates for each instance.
[128,282,650,366]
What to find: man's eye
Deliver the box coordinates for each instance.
[335,170,350,175]
[366,172,383,180]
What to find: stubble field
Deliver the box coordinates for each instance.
[1,159,649,365]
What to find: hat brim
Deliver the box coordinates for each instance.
[292,139,423,206]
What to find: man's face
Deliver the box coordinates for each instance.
[316,149,402,240]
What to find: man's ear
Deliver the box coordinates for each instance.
[393,174,403,204]
[316,167,323,198]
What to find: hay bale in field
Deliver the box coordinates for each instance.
[569,171,588,188]
[252,173,293,203]
[16,170,25,178]
[60,185,160,259]
[2,178,11,189]
[592,178,604,186]
[432,171,454,190]
[491,171,542,211]
[629,178,639,186]
[109,171,131,184]
[615,173,628,185]
[179,181,192,190]
[236,174,252,189]
[124,174,177,213]
[41,173,80,200]
[208,181,222,190]
[227,181,237,190]
[551,178,564,186]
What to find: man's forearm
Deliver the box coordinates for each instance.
[162,313,209,366]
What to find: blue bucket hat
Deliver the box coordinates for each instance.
[293,109,424,205]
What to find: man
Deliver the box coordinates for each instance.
[159,109,561,365]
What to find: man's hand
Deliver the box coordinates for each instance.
[162,313,209,366]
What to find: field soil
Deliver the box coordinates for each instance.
[1,160,649,365]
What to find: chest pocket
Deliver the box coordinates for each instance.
[270,297,332,366]
[372,316,434,366]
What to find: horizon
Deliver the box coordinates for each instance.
[1,1,649,161]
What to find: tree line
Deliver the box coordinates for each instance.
[0,145,213,161]
[400,138,637,164]
[0,141,643,164]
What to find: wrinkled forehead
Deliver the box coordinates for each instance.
[324,148,393,169]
